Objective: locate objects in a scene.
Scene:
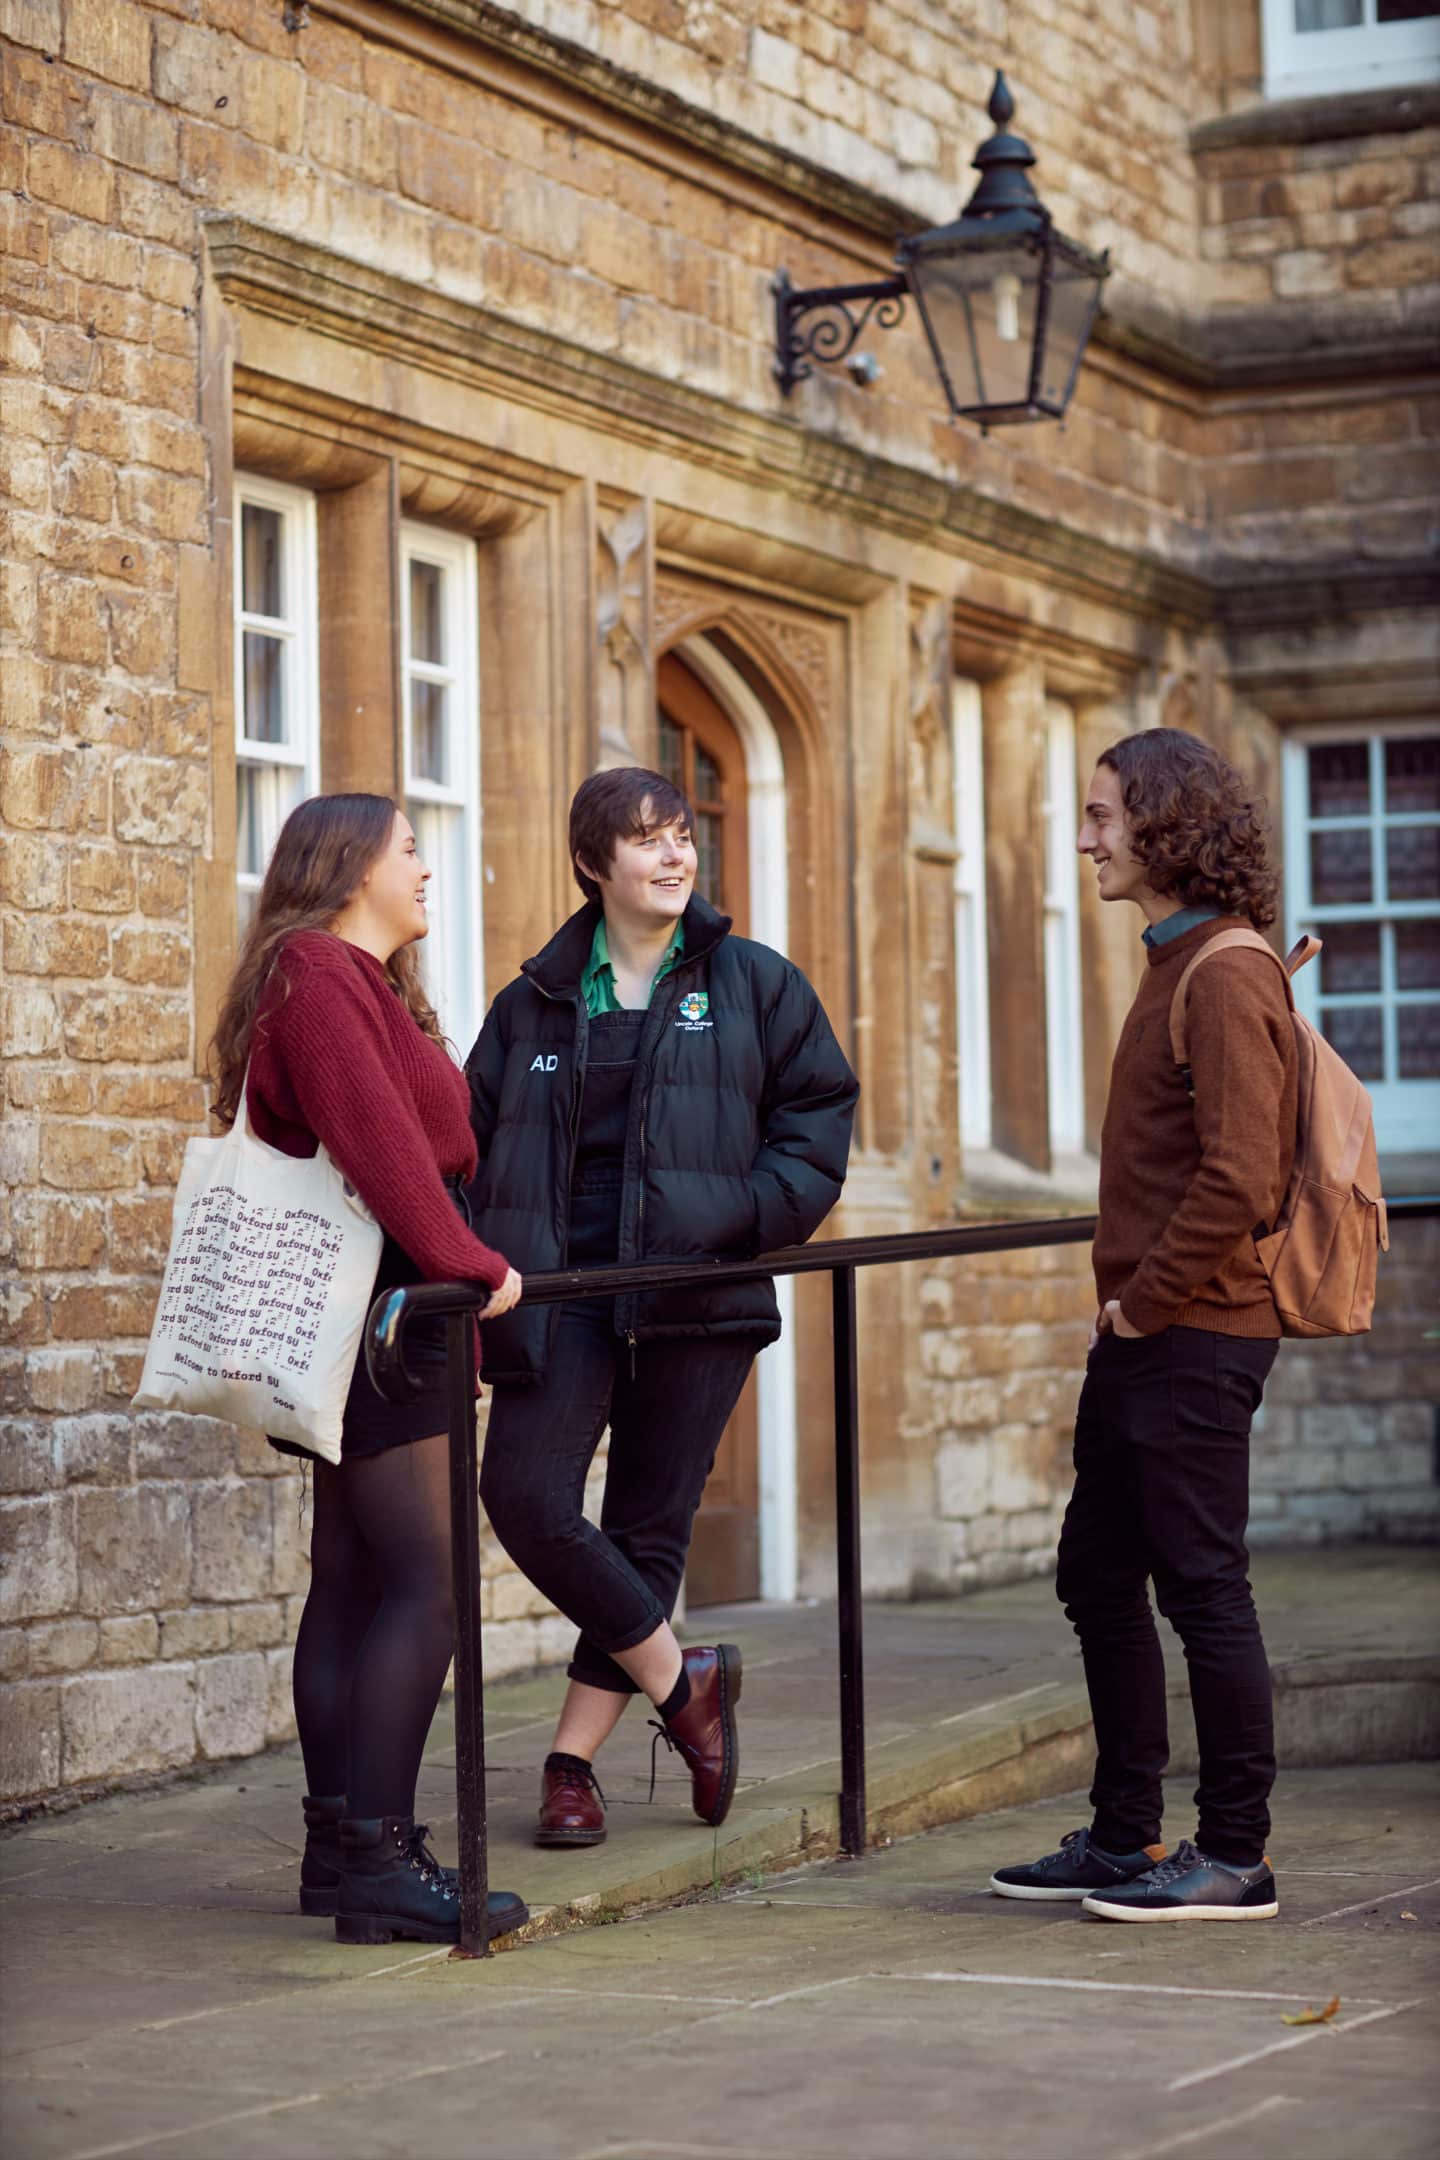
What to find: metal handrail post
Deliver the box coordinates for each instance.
[832,1264,865,1856]
[446,1310,490,1957]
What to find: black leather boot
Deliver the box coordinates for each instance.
[334,1816,529,1946]
[299,1793,346,1917]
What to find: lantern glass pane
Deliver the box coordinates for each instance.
[909,242,1040,415]
[1038,252,1105,411]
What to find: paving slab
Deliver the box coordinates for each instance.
[5,1548,1436,1962]
[3,1764,1435,2160]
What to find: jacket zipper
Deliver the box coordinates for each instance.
[628,1088,649,1377]
[563,996,587,1265]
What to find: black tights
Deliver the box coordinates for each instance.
[291,1432,454,1819]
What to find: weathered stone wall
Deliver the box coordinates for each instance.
[1197,122,1440,311]
[914,1242,1092,1595]
[1253,1219,1440,1546]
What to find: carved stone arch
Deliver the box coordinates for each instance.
[666,604,844,1036]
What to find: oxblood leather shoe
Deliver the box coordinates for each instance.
[652,1644,742,1828]
[535,1759,607,1848]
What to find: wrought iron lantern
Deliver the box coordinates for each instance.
[774,73,1110,431]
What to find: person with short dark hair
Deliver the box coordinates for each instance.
[466,767,858,1847]
[990,729,1298,1923]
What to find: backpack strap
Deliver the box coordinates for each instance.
[1167,927,1298,1072]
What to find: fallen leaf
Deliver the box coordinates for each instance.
[1282,1995,1341,2027]
[1400,1911,1417,1922]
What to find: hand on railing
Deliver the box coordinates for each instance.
[477,1267,523,1322]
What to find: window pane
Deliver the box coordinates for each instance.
[1307,742,1370,817]
[1377,0,1440,19]
[408,799,465,1041]
[1395,920,1440,990]
[411,679,448,785]
[1398,1004,1440,1078]
[242,631,285,744]
[1295,0,1362,24]
[1318,922,1381,993]
[1321,1004,1384,1079]
[694,745,722,802]
[657,710,684,791]
[237,763,303,883]
[1385,824,1440,902]
[696,810,722,904]
[409,559,445,666]
[241,503,283,619]
[1310,828,1372,904]
[1385,736,1440,813]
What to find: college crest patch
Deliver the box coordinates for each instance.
[675,989,712,1033]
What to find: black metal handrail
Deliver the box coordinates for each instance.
[365,1193,1440,1956]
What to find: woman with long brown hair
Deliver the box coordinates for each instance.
[210,792,528,1947]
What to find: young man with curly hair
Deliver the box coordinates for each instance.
[991,729,1299,1923]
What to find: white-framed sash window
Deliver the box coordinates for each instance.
[1284,721,1440,1153]
[1262,0,1440,99]
[952,679,992,1152]
[233,475,319,935]
[401,522,483,1055]
[1043,698,1085,1156]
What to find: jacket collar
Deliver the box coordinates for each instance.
[522,893,732,1000]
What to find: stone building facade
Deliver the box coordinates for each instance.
[2,0,1437,1810]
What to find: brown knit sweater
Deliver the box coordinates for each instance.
[1095,916,1298,1339]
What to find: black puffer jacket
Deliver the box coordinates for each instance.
[464,895,859,1383]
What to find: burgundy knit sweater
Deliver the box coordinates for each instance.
[245,931,509,1293]
[1094,916,1298,1339]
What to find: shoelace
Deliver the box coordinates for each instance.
[645,1719,701,1803]
[405,1823,458,1902]
[552,1765,607,1807]
[1130,1838,1202,1889]
[1035,1828,1090,1873]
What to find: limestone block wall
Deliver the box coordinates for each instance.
[1,0,1435,1814]
[1197,119,1440,311]
[1252,1218,1440,1545]
[913,1242,1094,1595]
[908,1219,1440,1602]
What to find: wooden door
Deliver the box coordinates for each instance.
[657,654,761,1607]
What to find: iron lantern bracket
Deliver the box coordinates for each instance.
[772,266,909,396]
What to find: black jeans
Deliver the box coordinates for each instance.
[480,1299,757,1693]
[1056,1324,1279,1868]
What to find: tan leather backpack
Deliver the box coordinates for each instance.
[1168,927,1388,1338]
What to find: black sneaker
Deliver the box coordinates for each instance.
[990,1825,1167,1902]
[1081,1840,1278,1923]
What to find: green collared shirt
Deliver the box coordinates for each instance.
[581,918,685,1016]
[1142,905,1221,950]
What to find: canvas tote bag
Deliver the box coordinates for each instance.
[133,1078,384,1463]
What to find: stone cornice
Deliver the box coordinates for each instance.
[1191,83,1440,155]
[1213,559,1440,631]
[321,0,1440,392]
[204,216,1213,628]
[206,219,1436,640]
[1102,286,1440,392]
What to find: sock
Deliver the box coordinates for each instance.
[658,1668,691,1723]
[545,1751,594,1778]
